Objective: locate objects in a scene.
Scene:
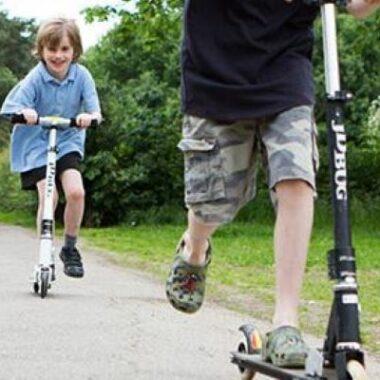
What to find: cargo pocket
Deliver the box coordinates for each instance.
[178,138,226,204]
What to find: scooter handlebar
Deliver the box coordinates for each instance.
[8,114,98,128]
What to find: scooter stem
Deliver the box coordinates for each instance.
[321,3,341,95]
[320,1,364,375]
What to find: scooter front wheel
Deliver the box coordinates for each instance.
[40,269,49,299]
[347,360,368,380]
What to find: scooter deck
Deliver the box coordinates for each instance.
[231,352,337,380]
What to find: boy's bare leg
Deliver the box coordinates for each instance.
[60,169,85,237]
[272,179,314,328]
[183,209,218,265]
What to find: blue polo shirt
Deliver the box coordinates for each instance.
[0,62,101,172]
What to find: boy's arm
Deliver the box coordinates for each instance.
[347,0,380,18]
[81,67,101,120]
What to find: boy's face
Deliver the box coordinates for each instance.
[42,33,74,80]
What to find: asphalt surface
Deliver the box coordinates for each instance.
[0,225,379,380]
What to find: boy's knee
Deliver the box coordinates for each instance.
[66,187,85,202]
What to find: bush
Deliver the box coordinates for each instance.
[82,71,183,226]
[0,148,36,214]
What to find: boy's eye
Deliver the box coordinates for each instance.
[46,45,71,53]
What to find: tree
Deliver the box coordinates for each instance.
[0,10,36,78]
[84,0,182,87]
[313,11,380,140]
[312,11,380,198]
[81,0,183,225]
[0,9,36,146]
[0,10,36,211]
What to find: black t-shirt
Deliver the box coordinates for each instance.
[181,0,319,121]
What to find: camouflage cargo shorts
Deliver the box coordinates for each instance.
[178,105,319,224]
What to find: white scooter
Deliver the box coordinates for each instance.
[10,114,97,298]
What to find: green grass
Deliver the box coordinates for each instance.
[0,210,34,227]
[80,220,380,353]
[1,209,379,353]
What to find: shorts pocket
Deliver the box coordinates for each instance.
[178,138,226,204]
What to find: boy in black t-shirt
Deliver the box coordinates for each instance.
[166,0,380,368]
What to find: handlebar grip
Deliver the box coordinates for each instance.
[90,119,99,128]
[10,114,28,124]
[69,118,99,128]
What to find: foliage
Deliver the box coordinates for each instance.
[313,11,380,141]
[0,10,36,78]
[84,0,182,87]
[0,11,36,214]
[362,95,380,151]
[346,95,380,199]
[0,10,36,149]
[0,66,17,148]
[82,71,183,225]
[0,148,36,214]
[289,10,380,204]
[81,0,183,225]
[0,66,17,101]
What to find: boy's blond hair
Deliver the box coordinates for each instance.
[33,18,83,61]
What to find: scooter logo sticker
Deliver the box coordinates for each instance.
[46,161,56,196]
[331,120,347,201]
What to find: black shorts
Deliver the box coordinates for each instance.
[21,152,82,191]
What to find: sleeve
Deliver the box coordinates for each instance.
[0,76,37,116]
[81,68,101,114]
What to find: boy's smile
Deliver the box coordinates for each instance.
[42,33,74,81]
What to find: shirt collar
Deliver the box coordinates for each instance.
[38,61,77,85]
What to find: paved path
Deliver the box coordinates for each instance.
[0,225,379,380]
